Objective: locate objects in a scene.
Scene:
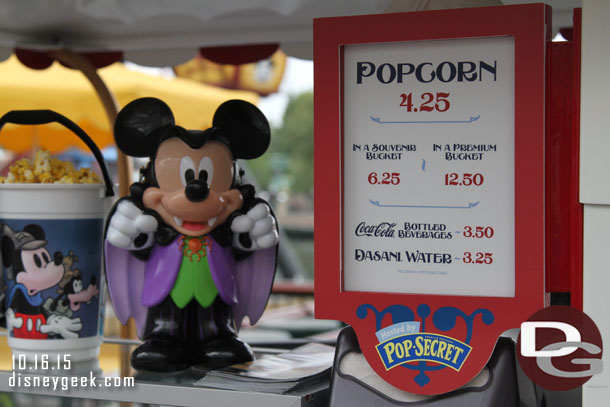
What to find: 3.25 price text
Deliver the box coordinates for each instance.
[462,252,493,264]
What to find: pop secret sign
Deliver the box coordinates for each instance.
[314,4,549,394]
[375,322,472,372]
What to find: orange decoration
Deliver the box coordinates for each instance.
[188,238,202,252]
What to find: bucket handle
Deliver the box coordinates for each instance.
[0,110,114,197]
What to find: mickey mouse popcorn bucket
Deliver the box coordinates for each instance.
[0,110,114,363]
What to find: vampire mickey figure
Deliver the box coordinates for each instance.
[104,97,279,372]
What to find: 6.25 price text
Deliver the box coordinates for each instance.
[368,172,400,185]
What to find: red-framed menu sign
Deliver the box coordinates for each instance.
[314,4,549,395]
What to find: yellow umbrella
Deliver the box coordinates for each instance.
[0,55,258,153]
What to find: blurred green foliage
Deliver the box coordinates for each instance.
[250,91,314,195]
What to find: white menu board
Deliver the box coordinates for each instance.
[343,36,515,297]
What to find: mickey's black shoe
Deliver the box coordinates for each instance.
[192,334,254,369]
[131,339,189,372]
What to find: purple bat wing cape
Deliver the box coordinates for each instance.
[104,237,277,337]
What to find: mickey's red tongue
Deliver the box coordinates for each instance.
[182,221,207,231]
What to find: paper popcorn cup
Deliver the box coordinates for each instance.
[0,110,114,363]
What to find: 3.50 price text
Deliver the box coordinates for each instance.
[463,226,494,239]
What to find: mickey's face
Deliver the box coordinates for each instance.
[113,97,271,237]
[142,138,243,237]
[16,248,64,295]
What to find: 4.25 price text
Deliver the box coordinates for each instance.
[400,92,450,112]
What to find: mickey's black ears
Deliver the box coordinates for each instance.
[114,97,175,157]
[1,236,14,268]
[23,224,45,240]
[213,100,270,159]
[114,98,270,160]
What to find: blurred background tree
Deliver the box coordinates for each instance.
[250,91,314,196]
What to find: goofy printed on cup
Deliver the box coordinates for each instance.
[46,251,100,318]
[1,224,98,339]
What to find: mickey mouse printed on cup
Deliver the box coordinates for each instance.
[2,223,99,340]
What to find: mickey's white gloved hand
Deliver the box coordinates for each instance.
[106,200,158,250]
[40,315,82,339]
[231,203,279,251]
[6,308,23,331]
